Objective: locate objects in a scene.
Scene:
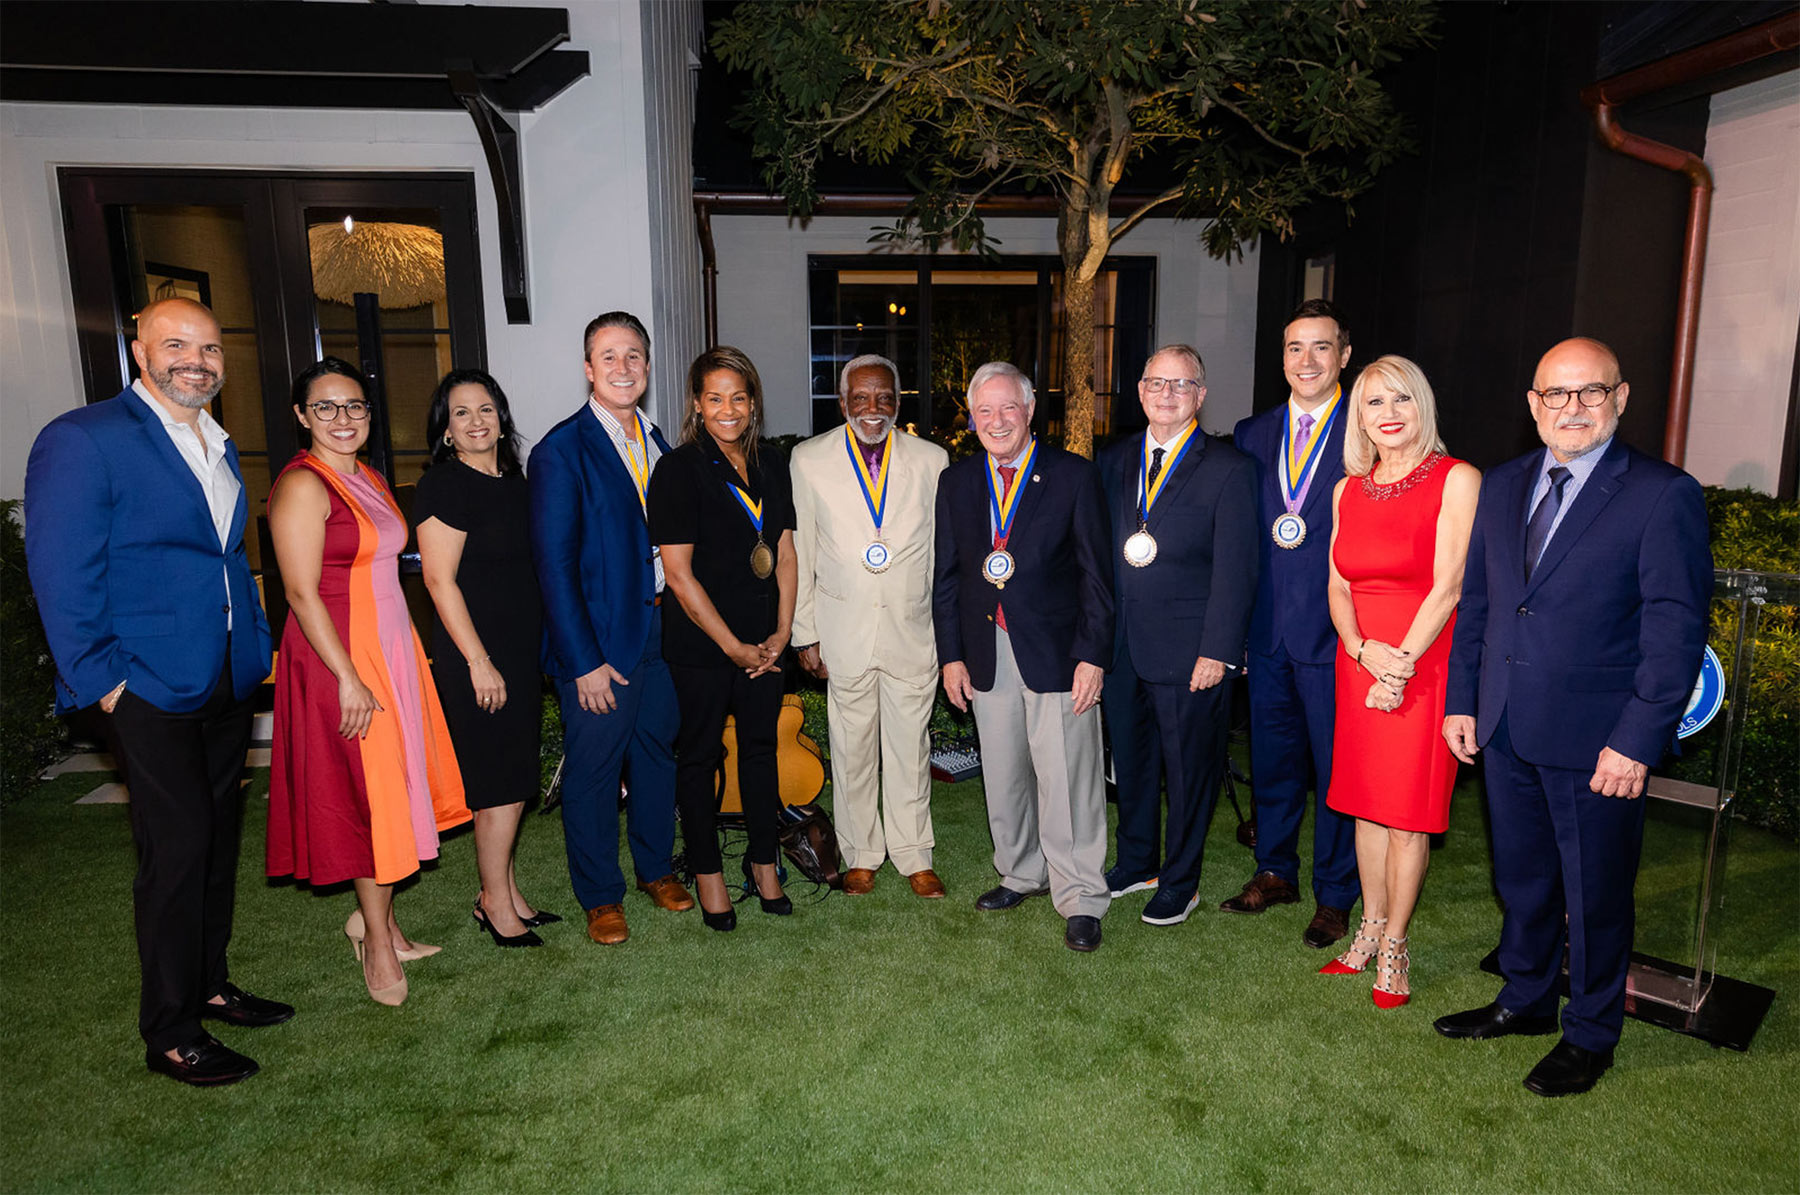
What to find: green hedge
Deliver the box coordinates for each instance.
[1665,487,1798,836]
[0,500,69,804]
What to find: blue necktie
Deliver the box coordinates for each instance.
[1524,465,1572,580]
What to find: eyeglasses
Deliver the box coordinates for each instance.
[307,400,372,421]
[1141,377,1203,395]
[1530,383,1617,410]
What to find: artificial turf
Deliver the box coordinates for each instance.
[1,765,1794,1193]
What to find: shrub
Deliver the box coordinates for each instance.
[0,500,69,803]
[1665,487,1798,837]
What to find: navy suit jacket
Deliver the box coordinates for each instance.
[1097,430,1260,684]
[529,405,673,682]
[24,387,272,714]
[1233,402,1348,664]
[932,444,1114,694]
[1446,436,1712,771]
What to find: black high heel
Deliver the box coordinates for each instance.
[742,857,792,916]
[701,906,737,932]
[520,908,562,928]
[473,896,543,947]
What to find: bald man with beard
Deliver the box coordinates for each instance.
[26,299,287,1086]
[1435,337,1711,1097]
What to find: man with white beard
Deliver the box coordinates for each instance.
[791,355,950,897]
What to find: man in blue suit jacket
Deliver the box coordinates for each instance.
[1099,345,1259,927]
[1436,337,1712,1097]
[25,298,284,1087]
[934,362,1115,952]
[530,312,693,946]
[1226,299,1360,949]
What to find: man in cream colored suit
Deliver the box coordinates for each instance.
[792,355,950,898]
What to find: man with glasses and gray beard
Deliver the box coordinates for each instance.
[790,355,949,898]
[25,298,286,1086]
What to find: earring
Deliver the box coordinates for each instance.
[443,432,453,445]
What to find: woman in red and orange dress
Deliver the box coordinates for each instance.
[1321,355,1480,1009]
[266,357,469,1006]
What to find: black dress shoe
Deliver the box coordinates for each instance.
[199,982,295,1028]
[975,885,1047,911]
[1302,904,1351,949]
[1433,1002,1559,1040]
[1064,915,1102,952]
[146,1035,259,1087]
[1523,1039,1614,1097]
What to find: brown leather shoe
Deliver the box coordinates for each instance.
[637,874,696,912]
[907,869,946,899]
[1303,903,1351,949]
[586,904,628,944]
[1219,871,1301,914]
[843,867,876,895]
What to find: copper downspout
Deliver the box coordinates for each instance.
[1580,13,1800,467]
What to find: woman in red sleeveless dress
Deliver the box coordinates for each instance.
[266,358,469,1006]
[1321,355,1480,1008]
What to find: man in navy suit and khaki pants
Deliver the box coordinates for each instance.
[1099,344,1259,927]
[934,362,1115,952]
[1436,337,1711,1097]
[1226,299,1361,949]
[26,298,289,1086]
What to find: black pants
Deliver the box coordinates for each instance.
[669,663,783,875]
[107,665,254,1053]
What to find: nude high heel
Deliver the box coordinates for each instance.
[346,906,439,961]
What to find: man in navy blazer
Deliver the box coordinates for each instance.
[1226,299,1360,949]
[530,312,694,946]
[1436,337,1712,1097]
[25,298,285,1087]
[1099,344,1259,927]
[933,362,1114,952]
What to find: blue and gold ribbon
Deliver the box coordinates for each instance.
[844,425,892,533]
[724,480,764,536]
[1279,387,1342,514]
[986,438,1038,545]
[1138,420,1200,524]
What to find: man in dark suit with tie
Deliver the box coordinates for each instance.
[1098,345,1259,927]
[25,298,288,1086]
[1436,337,1712,1097]
[934,361,1115,952]
[1225,299,1360,949]
[531,312,695,946]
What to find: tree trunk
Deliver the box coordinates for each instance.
[1061,266,1097,459]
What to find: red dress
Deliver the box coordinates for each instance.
[265,454,468,886]
[1326,453,1460,833]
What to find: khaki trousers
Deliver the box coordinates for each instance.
[970,630,1111,920]
[826,664,937,874]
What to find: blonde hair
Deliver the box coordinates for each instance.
[1344,354,1445,478]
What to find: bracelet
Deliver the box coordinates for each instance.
[1355,644,1366,668]
[469,655,490,667]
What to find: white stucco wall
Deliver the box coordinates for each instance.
[1687,69,1800,493]
[709,213,1262,438]
[0,0,694,499]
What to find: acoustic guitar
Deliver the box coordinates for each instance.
[715,693,827,814]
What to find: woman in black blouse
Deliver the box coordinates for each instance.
[647,346,797,932]
[414,369,554,948]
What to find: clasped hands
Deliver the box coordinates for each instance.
[728,632,789,679]
[1360,639,1414,713]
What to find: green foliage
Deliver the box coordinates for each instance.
[539,690,564,797]
[1665,487,1798,836]
[0,500,68,803]
[713,0,1436,256]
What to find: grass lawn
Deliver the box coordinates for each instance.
[1,764,1795,1193]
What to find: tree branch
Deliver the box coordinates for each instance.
[1106,185,1185,243]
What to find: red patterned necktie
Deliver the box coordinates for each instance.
[995,465,1016,632]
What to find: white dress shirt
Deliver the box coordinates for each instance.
[587,395,666,593]
[132,379,239,627]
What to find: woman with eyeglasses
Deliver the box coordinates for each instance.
[414,369,554,947]
[266,357,470,1007]
[1319,355,1480,1008]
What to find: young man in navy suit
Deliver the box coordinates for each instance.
[25,298,287,1086]
[1436,337,1712,1097]
[531,312,694,946]
[1225,300,1360,949]
[1098,345,1259,927]
[933,362,1115,952]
